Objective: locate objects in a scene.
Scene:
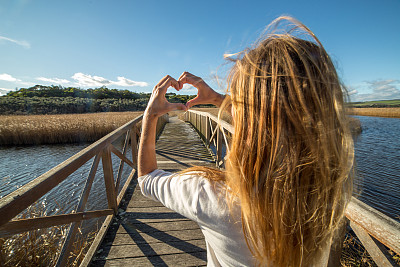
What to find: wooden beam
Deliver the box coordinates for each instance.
[221,127,231,154]
[102,147,118,215]
[117,168,137,207]
[216,127,222,166]
[80,214,114,267]
[130,127,138,167]
[0,209,113,237]
[188,110,234,134]
[0,115,142,228]
[345,197,400,255]
[56,153,101,266]
[350,221,396,267]
[115,130,131,192]
[110,144,135,169]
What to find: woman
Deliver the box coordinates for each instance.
[138,16,354,267]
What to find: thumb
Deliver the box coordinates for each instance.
[169,102,188,112]
[186,96,202,109]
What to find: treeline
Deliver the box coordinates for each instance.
[1,85,199,115]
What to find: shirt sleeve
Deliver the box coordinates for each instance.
[137,169,203,221]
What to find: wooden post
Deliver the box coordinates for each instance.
[327,218,348,267]
[130,127,138,168]
[115,131,131,192]
[216,127,222,167]
[205,117,211,145]
[102,147,118,215]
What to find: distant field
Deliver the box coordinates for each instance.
[0,112,143,146]
[350,99,400,107]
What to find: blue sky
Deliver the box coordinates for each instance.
[0,0,399,102]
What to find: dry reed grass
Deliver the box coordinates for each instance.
[188,108,362,134]
[0,112,143,146]
[349,108,400,118]
[0,201,96,266]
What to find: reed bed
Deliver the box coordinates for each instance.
[0,112,143,146]
[0,201,96,266]
[349,108,400,118]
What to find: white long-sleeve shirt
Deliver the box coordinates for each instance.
[138,169,331,267]
[138,169,256,266]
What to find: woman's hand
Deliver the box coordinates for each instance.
[177,72,225,108]
[145,75,187,118]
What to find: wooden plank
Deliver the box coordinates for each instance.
[91,251,207,266]
[109,229,205,246]
[350,221,396,267]
[0,115,143,228]
[94,239,206,260]
[102,147,118,215]
[0,209,113,237]
[116,220,200,234]
[345,197,400,255]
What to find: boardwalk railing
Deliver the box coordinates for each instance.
[184,109,400,267]
[0,114,168,266]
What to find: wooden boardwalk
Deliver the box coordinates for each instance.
[90,116,215,266]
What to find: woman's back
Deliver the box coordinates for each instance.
[138,16,354,267]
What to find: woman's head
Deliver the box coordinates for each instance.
[223,16,354,266]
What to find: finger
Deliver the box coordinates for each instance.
[177,71,190,81]
[159,76,179,93]
[178,72,198,86]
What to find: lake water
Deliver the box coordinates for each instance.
[0,116,399,224]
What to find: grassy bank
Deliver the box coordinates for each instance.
[349,108,400,118]
[0,112,143,146]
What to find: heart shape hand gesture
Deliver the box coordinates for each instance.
[144,72,225,118]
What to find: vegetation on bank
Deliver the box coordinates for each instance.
[350,99,400,108]
[0,112,143,146]
[0,85,199,115]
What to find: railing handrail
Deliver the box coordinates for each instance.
[184,109,400,264]
[0,115,143,227]
[0,113,169,266]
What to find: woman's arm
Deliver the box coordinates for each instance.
[138,72,225,177]
[138,75,186,177]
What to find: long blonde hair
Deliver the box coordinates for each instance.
[185,16,354,266]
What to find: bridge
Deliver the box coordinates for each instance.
[0,110,399,266]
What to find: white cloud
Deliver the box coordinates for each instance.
[0,73,20,82]
[71,72,148,87]
[350,80,400,102]
[0,36,30,49]
[36,77,70,84]
[114,77,148,87]
[182,84,195,90]
[0,88,13,96]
